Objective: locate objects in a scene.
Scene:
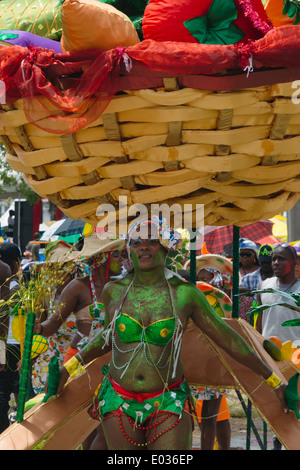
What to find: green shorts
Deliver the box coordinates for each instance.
[89,366,191,425]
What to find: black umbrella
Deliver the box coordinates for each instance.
[52,218,85,238]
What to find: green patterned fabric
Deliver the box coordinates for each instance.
[184,0,244,45]
[0,0,148,41]
[0,0,64,40]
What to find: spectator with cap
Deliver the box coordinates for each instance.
[239,239,260,278]
[240,244,274,294]
[239,244,274,325]
[239,239,260,322]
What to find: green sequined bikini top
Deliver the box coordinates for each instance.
[115,312,176,346]
[103,279,184,379]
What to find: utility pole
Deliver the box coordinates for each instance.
[287,200,300,242]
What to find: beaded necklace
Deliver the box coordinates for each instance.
[101,275,186,447]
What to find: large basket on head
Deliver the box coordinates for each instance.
[1,32,300,231]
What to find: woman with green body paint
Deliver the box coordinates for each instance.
[58,218,288,450]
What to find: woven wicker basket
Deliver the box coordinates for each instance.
[2,71,300,229]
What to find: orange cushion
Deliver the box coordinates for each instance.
[265,0,294,27]
[61,0,140,52]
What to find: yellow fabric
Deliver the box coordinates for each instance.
[265,372,282,389]
[64,355,85,378]
[61,0,140,52]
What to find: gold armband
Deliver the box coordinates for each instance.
[64,355,86,378]
[265,372,283,390]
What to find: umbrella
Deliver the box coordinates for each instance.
[203,220,277,254]
[39,219,65,242]
[52,218,85,238]
[270,215,287,241]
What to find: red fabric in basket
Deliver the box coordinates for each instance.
[142,0,272,45]
[0,26,299,134]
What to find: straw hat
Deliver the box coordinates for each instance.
[68,230,125,262]
[44,240,73,263]
[184,254,233,277]
[197,281,232,319]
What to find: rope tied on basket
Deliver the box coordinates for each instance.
[234,39,256,71]
[115,46,132,73]
[243,55,254,78]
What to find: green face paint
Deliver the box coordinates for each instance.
[109,259,121,274]
[108,251,123,275]
[130,239,166,272]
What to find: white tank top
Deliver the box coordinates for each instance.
[260,276,300,343]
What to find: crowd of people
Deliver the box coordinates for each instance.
[0,217,299,450]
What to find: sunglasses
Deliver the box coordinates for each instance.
[129,238,160,248]
[274,242,297,261]
[240,251,254,258]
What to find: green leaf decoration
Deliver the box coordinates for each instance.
[0,33,19,41]
[283,0,300,24]
[42,356,60,402]
[282,319,300,327]
[239,288,300,304]
[184,0,244,45]
[239,287,300,318]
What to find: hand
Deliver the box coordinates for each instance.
[34,318,42,335]
[274,383,288,413]
[56,366,70,396]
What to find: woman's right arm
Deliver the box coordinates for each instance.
[56,283,113,395]
[36,279,80,337]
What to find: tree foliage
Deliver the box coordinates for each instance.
[0,143,40,205]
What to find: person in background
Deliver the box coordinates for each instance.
[0,259,11,362]
[256,243,300,344]
[294,246,300,280]
[239,244,274,325]
[194,262,231,449]
[197,268,214,284]
[0,243,22,433]
[239,239,260,322]
[35,232,125,450]
[6,210,15,241]
[256,242,300,450]
[239,239,260,278]
[26,232,41,262]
